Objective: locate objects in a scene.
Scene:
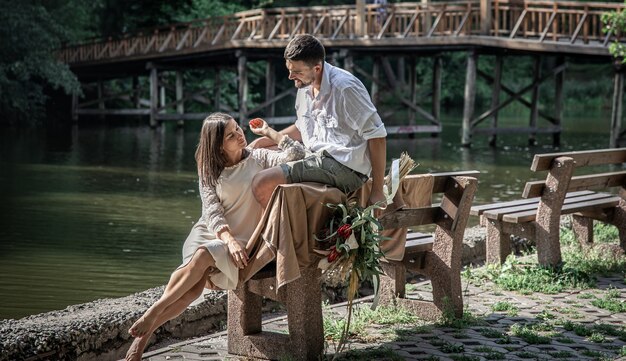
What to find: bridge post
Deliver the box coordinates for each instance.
[356,0,365,37]
[432,55,442,136]
[462,51,477,147]
[371,57,380,106]
[97,80,105,121]
[553,56,564,147]
[488,55,502,147]
[408,57,416,127]
[611,63,624,148]
[480,0,492,35]
[265,60,276,118]
[132,77,140,110]
[529,56,541,146]
[71,92,78,123]
[176,71,184,128]
[148,63,158,128]
[214,67,221,112]
[237,51,249,126]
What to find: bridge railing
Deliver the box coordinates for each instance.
[58,0,626,65]
[492,0,625,45]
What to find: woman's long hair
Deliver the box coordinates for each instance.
[195,112,232,187]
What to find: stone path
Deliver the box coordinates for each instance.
[141,275,626,361]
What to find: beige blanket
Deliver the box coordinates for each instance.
[239,175,434,289]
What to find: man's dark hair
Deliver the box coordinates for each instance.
[284,34,325,67]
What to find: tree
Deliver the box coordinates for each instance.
[0,0,81,124]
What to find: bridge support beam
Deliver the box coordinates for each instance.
[462,51,477,147]
[554,56,565,147]
[176,71,184,128]
[529,56,541,146]
[432,55,442,137]
[149,65,159,128]
[237,52,249,126]
[488,55,502,147]
[611,65,624,148]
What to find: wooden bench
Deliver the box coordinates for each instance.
[471,148,626,266]
[378,171,479,320]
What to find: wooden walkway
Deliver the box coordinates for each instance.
[59,0,624,66]
[59,0,626,147]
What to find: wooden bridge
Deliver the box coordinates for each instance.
[59,0,626,147]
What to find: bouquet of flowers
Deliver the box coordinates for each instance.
[314,152,416,357]
[315,200,387,357]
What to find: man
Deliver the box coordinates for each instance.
[250,34,387,208]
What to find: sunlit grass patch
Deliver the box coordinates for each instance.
[490,301,519,316]
[462,223,626,294]
[591,287,626,313]
[510,324,552,344]
[323,304,418,342]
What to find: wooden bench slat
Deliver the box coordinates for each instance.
[531,148,626,171]
[379,207,438,229]
[501,196,621,223]
[523,171,626,198]
[409,170,479,194]
[470,190,595,216]
[481,192,611,220]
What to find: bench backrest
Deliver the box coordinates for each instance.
[522,148,626,198]
[379,170,479,233]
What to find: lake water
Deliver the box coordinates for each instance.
[0,108,614,320]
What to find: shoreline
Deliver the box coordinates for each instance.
[0,226,491,361]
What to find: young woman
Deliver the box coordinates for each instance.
[125,112,305,361]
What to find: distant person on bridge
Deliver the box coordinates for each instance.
[249,34,388,210]
[124,113,304,361]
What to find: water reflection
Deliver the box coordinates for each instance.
[0,111,614,320]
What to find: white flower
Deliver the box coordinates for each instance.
[345,233,359,250]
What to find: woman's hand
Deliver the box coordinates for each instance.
[249,118,269,136]
[218,228,249,269]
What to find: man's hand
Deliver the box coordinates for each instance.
[368,187,388,219]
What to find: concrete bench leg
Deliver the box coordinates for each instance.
[612,200,626,252]
[227,267,323,361]
[485,220,511,264]
[283,267,324,361]
[572,215,594,247]
[379,262,406,304]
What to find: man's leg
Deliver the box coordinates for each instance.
[252,166,287,208]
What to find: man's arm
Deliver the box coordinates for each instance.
[367,136,387,207]
[249,124,302,149]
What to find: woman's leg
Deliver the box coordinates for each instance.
[126,274,207,361]
[129,248,216,337]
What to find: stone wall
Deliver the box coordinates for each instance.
[0,227,488,361]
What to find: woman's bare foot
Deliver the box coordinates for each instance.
[128,313,156,338]
[125,334,150,361]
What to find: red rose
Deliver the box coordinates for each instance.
[337,224,352,239]
[327,249,340,262]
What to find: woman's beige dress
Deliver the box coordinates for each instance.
[179,138,305,291]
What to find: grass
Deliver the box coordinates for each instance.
[510,324,552,344]
[463,222,626,294]
[490,301,519,316]
[591,287,626,313]
[323,304,418,342]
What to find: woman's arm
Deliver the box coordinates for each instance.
[199,181,249,268]
[250,119,306,168]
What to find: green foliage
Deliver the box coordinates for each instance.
[0,0,81,123]
[591,287,626,312]
[510,323,552,344]
[603,6,626,63]
[491,301,519,316]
